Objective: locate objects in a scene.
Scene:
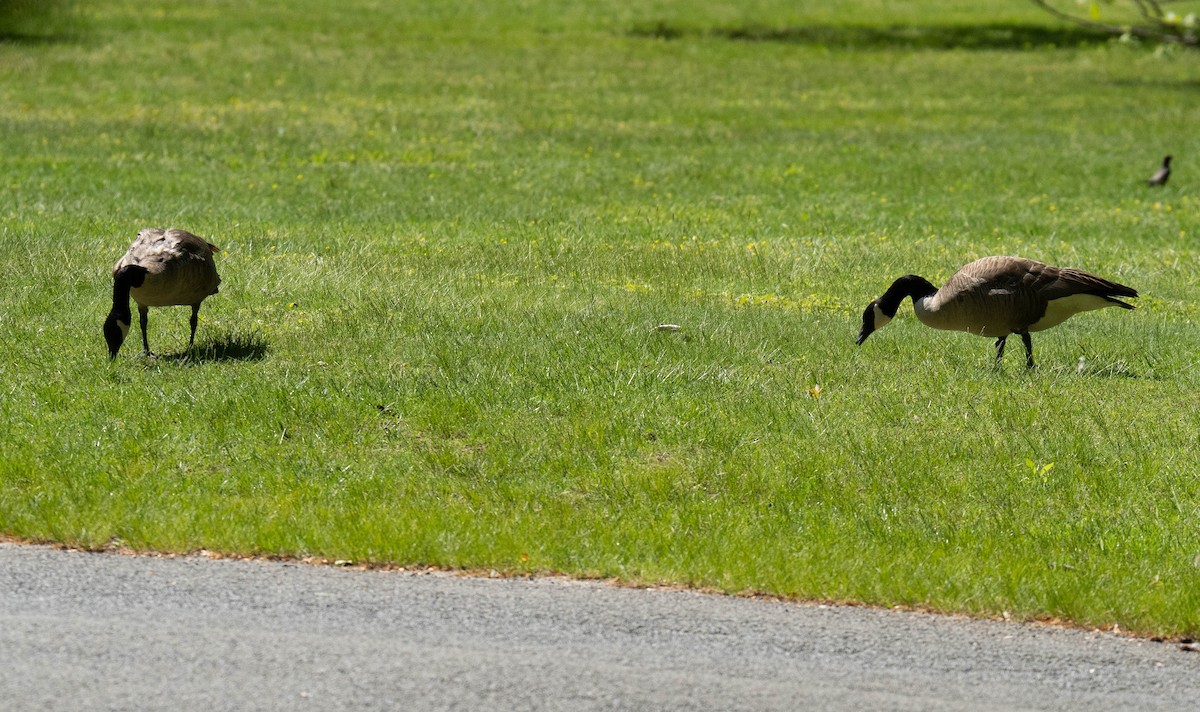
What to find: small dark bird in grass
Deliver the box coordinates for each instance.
[104,228,221,358]
[1147,155,1172,186]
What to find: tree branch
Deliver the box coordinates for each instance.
[1027,0,1199,45]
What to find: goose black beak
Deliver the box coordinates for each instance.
[856,302,876,346]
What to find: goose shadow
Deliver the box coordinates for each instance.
[160,330,270,364]
[1069,362,1160,380]
[987,361,1162,380]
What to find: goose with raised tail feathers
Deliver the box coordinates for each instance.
[104,228,221,358]
[856,256,1137,368]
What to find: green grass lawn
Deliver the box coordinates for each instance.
[3,0,1200,635]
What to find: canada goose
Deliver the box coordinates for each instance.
[856,256,1137,368]
[104,228,221,358]
[1147,155,1172,186]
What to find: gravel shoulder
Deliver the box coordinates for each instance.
[1,541,1197,711]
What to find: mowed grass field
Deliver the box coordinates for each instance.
[3,0,1200,635]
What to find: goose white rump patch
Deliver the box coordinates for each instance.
[1029,294,1124,332]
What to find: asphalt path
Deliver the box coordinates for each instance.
[1,542,1197,711]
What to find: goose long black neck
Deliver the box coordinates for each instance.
[109,265,146,320]
[876,274,937,317]
[104,265,147,358]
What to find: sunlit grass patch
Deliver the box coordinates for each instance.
[2,0,1200,636]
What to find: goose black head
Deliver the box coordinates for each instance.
[103,312,130,358]
[856,300,893,346]
[856,275,935,346]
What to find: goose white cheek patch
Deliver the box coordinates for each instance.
[873,304,893,329]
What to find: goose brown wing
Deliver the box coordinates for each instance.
[1040,267,1138,301]
[929,257,1046,334]
[157,229,221,299]
[113,228,165,275]
[165,228,220,257]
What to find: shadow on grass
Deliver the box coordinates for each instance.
[0,32,74,43]
[0,0,80,44]
[160,329,270,364]
[975,356,1158,380]
[1073,362,1155,380]
[1035,360,1164,380]
[1108,77,1200,92]
[630,22,1111,50]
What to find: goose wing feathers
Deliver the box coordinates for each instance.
[933,257,1047,334]
[950,256,1137,302]
[1036,266,1138,301]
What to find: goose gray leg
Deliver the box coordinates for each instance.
[1020,332,1034,369]
[138,305,151,356]
[188,304,201,350]
[994,336,1007,362]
